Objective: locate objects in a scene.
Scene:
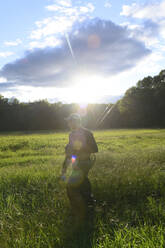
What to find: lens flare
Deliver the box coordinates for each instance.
[88,34,101,49]
[71,155,77,163]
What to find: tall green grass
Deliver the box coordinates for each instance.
[0,129,165,247]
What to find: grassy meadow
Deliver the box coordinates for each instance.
[0,129,165,247]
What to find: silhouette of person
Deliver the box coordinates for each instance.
[61,113,98,228]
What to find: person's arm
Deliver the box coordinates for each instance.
[61,156,69,176]
[61,143,72,178]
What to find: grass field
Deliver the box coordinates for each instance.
[0,129,165,247]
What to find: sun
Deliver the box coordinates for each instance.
[64,75,108,104]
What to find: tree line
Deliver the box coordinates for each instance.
[0,69,165,131]
[109,69,165,128]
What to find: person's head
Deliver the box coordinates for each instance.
[65,113,81,130]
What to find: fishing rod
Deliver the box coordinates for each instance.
[96,104,112,127]
[96,104,115,128]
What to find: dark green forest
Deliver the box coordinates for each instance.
[0,69,165,131]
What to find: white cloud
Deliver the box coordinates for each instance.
[121,1,165,21]
[137,52,164,74]
[120,0,165,62]
[119,1,165,92]
[31,1,95,42]
[45,1,94,14]
[121,21,160,48]
[160,20,165,39]
[4,39,22,47]
[0,77,7,83]
[104,1,112,8]
[30,16,75,40]
[29,36,61,49]
[107,50,165,96]
[0,18,150,88]
[80,3,95,14]
[0,52,14,58]
[46,4,62,11]
[57,0,71,7]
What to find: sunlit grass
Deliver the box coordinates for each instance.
[0,129,165,247]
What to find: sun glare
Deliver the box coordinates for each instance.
[64,75,108,104]
[11,74,123,104]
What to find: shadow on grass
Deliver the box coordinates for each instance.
[62,208,95,248]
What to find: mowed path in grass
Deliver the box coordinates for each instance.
[0,129,165,247]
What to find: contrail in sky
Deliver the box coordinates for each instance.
[65,33,77,64]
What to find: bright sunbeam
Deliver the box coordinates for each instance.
[64,75,109,104]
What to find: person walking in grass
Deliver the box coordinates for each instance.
[61,113,98,228]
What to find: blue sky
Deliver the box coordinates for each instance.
[0,0,165,103]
